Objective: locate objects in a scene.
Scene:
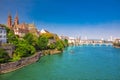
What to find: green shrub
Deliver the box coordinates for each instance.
[0,48,10,63]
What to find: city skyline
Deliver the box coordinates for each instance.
[0,0,120,39]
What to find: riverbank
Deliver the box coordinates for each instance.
[42,49,62,55]
[113,46,120,48]
[0,49,62,74]
[0,52,41,74]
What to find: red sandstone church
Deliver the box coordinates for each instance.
[7,13,39,37]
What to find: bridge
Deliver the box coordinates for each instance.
[78,43,113,46]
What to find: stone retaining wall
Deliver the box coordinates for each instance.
[0,52,41,74]
[0,44,15,58]
[42,49,62,55]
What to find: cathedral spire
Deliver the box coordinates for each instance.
[7,12,12,28]
[14,12,19,25]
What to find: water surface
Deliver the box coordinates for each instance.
[0,45,120,80]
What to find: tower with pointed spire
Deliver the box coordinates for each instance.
[7,13,12,28]
[14,12,19,26]
[6,12,39,37]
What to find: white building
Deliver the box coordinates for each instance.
[68,37,75,44]
[59,35,69,40]
[0,26,7,44]
[40,29,49,34]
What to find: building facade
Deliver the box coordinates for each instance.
[7,13,39,37]
[0,26,7,44]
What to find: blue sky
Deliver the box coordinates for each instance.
[0,0,120,39]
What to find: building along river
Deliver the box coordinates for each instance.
[0,45,120,80]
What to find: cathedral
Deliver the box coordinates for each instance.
[7,13,39,37]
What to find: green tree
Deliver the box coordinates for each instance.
[6,28,19,45]
[0,48,10,63]
[14,40,36,59]
[23,33,37,46]
[48,43,56,49]
[0,24,18,45]
[37,35,48,50]
[63,39,68,47]
[56,40,64,51]
[113,42,120,47]
[41,33,54,39]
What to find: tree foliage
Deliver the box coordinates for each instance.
[63,39,68,47]
[48,43,56,49]
[41,33,60,41]
[5,27,19,45]
[37,35,48,50]
[41,33,54,39]
[0,48,10,63]
[14,40,36,58]
[56,40,64,51]
[113,42,120,47]
[0,24,69,63]
[23,33,37,46]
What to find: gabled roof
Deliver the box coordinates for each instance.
[40,29,49,34]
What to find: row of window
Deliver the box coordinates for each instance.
[0,30,6,33]
[0,28,7,43]
[0,35,6,38]
[0,40,7,43]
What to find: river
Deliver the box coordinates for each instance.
[0,45,120,80]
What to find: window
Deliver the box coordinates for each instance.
[4,30,6,33]
[0,30,2,33]
[0,35,2,38]
[4,35,6,38]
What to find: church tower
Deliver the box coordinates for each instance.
[7,13,12,28]
[14,13,19,26]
